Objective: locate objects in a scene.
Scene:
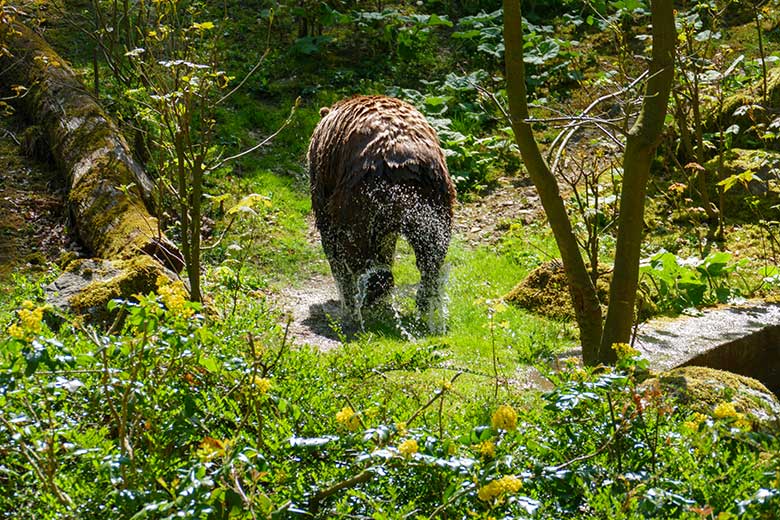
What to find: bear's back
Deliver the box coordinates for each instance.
[308,96,454,220]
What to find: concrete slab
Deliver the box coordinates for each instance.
[634,301,780,394]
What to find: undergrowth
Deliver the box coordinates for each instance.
[1,282,778,518]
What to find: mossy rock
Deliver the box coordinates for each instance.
[504,260,611,320]
[45,256,177,324]
[705,148,780,191]
[704,67,780,149]
[645,366,780,431]
[703,148,780,216]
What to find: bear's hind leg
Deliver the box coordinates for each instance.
[403,203,451,333]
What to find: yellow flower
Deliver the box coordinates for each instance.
[476,440,495,458]
[571,367,588,382]
[335,406,361,431]
[157,276,194,318]
[612,342,640,360]
[8,303,46,341]
[8,323,25,340]
[734,415,752,431]
[252,377,272,394]
[395,421,407,435]
[712,402,752,430]
[398,439,419,457]
[477,475,522,502]
[491,405,518,431]
[713,402,738,419]
[683,412,708,431]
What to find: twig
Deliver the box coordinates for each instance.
[215,50,270,106]
[548,71,648,175]
[427,485,472,519]
[199,213,237,251]
[267,317,292,374]
[208,101,298,172]
[544,435,613,473]
[0,414,74,507]
[343,394,368,431]
[472,82,511,124]
[308,469,374,513]
[405,372,462,427]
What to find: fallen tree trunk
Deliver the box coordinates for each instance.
[0,22,183,272]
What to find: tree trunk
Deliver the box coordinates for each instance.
[599,0,676,362]
[0,22,183,272]
[503,0,604,365]
[503,0,675,365]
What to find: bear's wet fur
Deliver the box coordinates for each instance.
[307,95,456,325]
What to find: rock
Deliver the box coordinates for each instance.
[644,366,780,431]
[45,256,177,324]
[705,148,780,196]
[635,301,780,396]
[704,67,780,149]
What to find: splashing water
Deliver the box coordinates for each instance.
[388,288,416,342]
[425,263,450,335]
[351,262,449,337]
[354,265,381,331]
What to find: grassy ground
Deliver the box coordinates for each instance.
[2,3,780,517]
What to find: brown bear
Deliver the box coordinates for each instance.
[307,95,456,327]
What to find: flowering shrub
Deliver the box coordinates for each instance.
[491,404,518,431]
[6,300,46,341]
[397,438,419,457]
[335,405,361,431]
[478,474,523,502]
[0,291,778,518]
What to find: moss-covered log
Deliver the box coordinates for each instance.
[0,22,183,271]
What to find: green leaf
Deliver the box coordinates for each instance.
[289,436,337,449]
[199,356,219,373]
[452,29,481,39]
[227,193,272,215]
[717,170,755,192]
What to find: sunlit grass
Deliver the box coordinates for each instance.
[325,231,576,402]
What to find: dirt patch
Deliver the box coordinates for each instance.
[453,176,544,246]
[279,273,345,351]
[0,119,83,279]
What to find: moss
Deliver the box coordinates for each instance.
[708,148,780,173]
[649,366,780,429]
[705,67,780,141]
[504,261,611,320]
[704,147,780,217]
[68,255,168,322]
[68,160,161,260]
[1,23,181,270]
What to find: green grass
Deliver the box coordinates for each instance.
[320,231,576,408]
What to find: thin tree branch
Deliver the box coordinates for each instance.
[215,50,269,106]
[208,100,298,173]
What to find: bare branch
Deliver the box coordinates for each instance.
[548,71,648,175]
[208,100,298,173]
[215,49,270,106]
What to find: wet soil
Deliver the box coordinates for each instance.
[0,119,82,280]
